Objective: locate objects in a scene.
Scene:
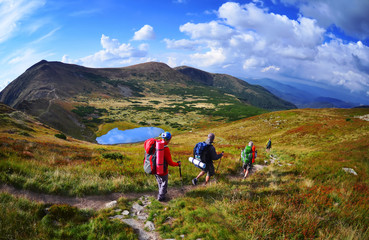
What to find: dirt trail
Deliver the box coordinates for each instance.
[0,184,198,210]
[1,161,272,240]
[0,163,269,210]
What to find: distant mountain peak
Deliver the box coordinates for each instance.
[175,65,214,86]
[124,61,172,72]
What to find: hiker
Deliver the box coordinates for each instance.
[242,141,256,179]
[266,138,272,152]
[192,133,223,186]
[155,132,181,202]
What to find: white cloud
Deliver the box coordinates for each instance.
[218,2,325,47]
[180,21,234,40]
[164,38,202,50]
[189,48,226,67]
[166,57,177,67]
[0,0,45,43]
[132,25,155,41]
[281,0,369,39]
[243,58,260,70]
[63,34,151,68]
[261,66,280,72]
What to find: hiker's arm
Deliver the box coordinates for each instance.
[164,147,179,167]
[209,146,223,160]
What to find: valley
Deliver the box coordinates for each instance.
[0,101,368,239]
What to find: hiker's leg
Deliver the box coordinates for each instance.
[193,171,205,185]
[205,175,210,185]
[196,171,206,179]
[244,164,250,178]
[156,174,168,201]
[205,164,215,185]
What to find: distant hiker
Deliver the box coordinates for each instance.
[156,132,181,202]
[241,141,257,179]
[266,138,272,152]
[192,133,223,186]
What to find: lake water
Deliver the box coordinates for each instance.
[96,127,164,144]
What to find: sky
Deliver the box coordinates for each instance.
[1,0,369,104]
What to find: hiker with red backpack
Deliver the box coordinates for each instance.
[144,132,180,202]
[192,133,223,186]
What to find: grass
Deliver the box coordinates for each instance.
[0,106,368,239]
[0,193,138,240]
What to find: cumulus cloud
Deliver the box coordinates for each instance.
[0,0,45,43]
[280,0,369,39]
[261,66,280,72]
[190,48,226,67]
[63,34,150,67]
[164,38,202,50]
[180,21,234,40]
[132,25,155,41]
[218,2,325,47]
[165,1,369,98]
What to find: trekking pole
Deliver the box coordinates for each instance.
[216,152,224,173]
[215,152,224,182]
[178,161,184,192]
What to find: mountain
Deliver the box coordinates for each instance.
[176,66,295,110]
[243,78,361,108]
[0,60,296,141]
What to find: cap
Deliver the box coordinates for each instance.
[207,133,215,143]
[161,132,172,141]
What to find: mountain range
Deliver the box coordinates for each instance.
[0,60,295,141]
[243,78,366,108]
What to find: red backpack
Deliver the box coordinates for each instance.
[144,138,157,174]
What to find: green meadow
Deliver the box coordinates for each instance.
[1,104,368,239]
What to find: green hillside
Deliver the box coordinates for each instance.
[0,103,368,239]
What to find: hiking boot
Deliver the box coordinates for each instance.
[192,178,198,186]
[158,197,166,202]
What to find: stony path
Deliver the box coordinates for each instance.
[0,184,154,210]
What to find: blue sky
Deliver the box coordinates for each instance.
[1,0,369,104]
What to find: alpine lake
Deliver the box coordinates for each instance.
[96,127,164,144]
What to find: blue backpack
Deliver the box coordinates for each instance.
[193,142,210,162]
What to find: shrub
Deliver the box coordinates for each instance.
[47,204,78,223]
[102,152,124,160]
[55,133,67,140]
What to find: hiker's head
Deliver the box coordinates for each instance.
[248,141,253,147]
[207,133,215,143]
[161,132,172,143]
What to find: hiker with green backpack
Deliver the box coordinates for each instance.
[266,138,272,152]
[241,141,257,179]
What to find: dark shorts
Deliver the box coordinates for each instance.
[243,162,252,171]
[204,162,215,177]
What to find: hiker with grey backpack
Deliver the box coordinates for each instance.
[191,133,224,186]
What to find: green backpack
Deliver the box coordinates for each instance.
[241,145,253,164]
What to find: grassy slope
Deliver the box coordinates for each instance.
[72,89,267,139]
[1,104,368,239]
